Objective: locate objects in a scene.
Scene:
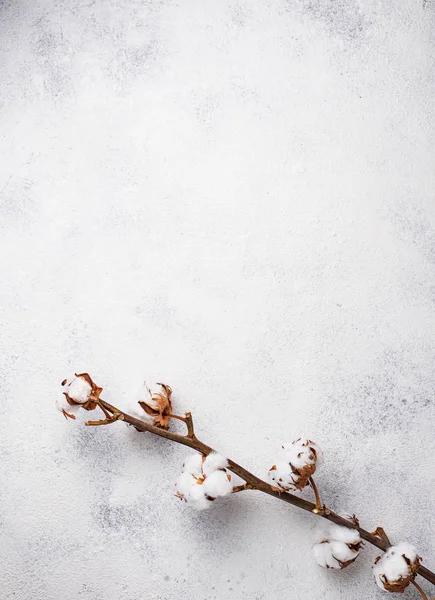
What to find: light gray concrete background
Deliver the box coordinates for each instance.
[1,1,434,599]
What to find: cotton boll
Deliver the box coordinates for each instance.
[63,376,91,403]
[202,452,228,476]
[313,539,359,569]
[59,373,103,421]
[202,470,232,498]
[182,453,204,477]
[176,453,233,510]
[313,523,362,570]
[373,543,421,593]
[269,438,322,492]
[313,541,342,569]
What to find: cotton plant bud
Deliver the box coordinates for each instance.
[268,438,323,492]
[57,373,103,420]
[175,452,233,510]
[373,542,421,593]
[313,523,362,570]
[128,381,173,429]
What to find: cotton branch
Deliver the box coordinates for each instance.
[58,375,435,591]
[88,398,435,588]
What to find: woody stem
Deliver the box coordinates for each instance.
[98,400,113,420]
[96,398,435,588]
[370,527,391,546]
[411,580,430,600]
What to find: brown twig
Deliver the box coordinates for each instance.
[184,411,196,439]
[411,580,431,600]
[370,527,391,546]
[88,398,435,588]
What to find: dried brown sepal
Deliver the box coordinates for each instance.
[138,382,173,429]
[291,462,316,491]
[350,514,360,528]
[61,409,77,420]
[339,555,359,569]
[348,540,364,553]
[347,540,364,563]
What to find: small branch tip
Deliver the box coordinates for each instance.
[370,527,391,546]
[184,411,196,438]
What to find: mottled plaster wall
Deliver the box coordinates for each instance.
[0,1,434,599]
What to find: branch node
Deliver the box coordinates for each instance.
[85,403,123,427]
[312,505,330,516]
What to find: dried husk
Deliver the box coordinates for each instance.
[138,382,173,429]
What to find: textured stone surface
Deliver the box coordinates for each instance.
[1,1,434,599]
